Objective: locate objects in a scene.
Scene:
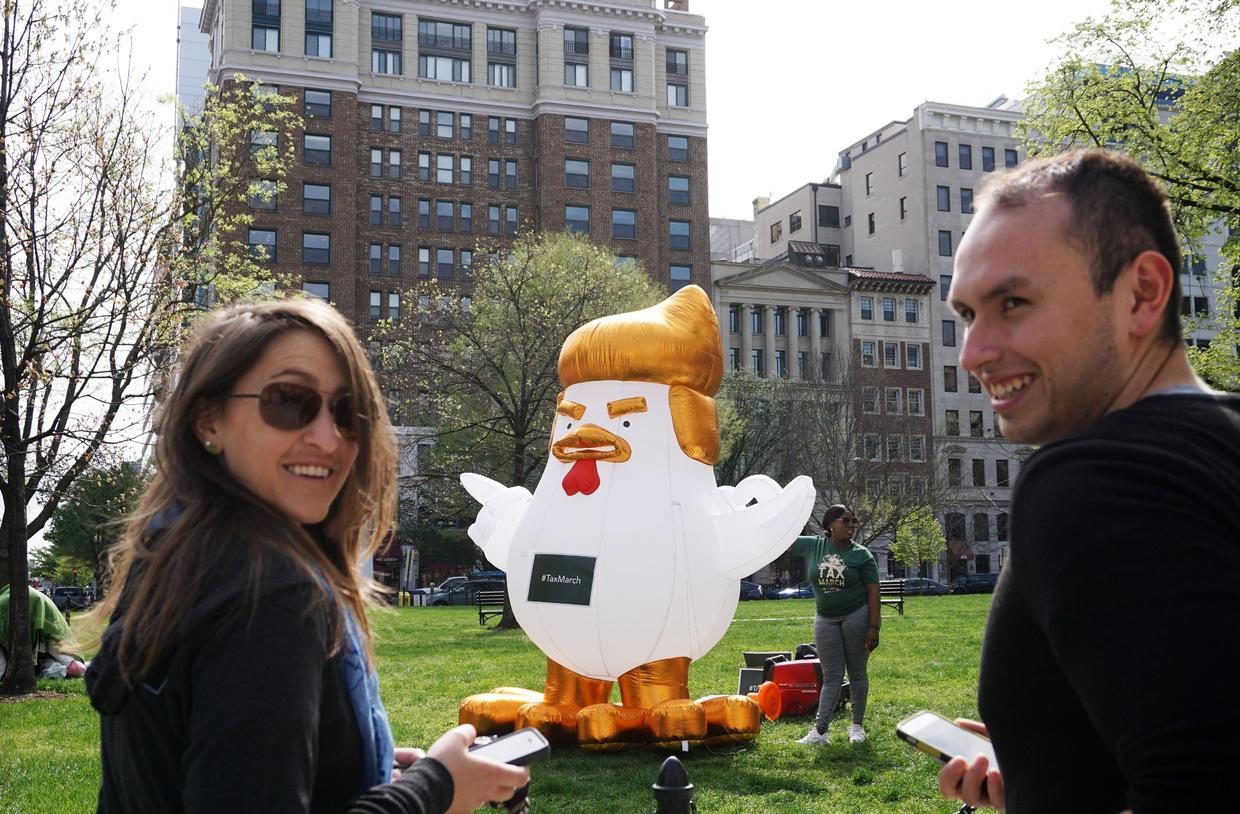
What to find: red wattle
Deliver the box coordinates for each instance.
[561,459,600,496]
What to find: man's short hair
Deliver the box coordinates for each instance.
[975,148,1182,344]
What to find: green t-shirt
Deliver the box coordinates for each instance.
[789,536,879,618]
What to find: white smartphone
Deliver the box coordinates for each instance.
[468,727,551,766]
[896,710,998,767]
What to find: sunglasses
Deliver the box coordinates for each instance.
[841,517,861,525]
[227,382,358,437]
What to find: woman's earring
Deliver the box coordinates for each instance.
[203,440,222,455]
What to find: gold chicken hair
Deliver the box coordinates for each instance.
[459,286,816,750]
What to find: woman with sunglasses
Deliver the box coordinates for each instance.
[86,300,528,813]
[788,505,881,747]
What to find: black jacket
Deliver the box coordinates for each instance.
[87,542,453,814]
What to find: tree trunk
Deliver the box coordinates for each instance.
[1,491,36,695]
[495,590,520,629]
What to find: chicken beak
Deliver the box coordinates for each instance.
[552,423,632,463]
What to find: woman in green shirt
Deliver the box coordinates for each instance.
[788,505,881,745]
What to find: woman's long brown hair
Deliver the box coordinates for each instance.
[89,300,396,683]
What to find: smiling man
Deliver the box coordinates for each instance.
[938,149,1240,812]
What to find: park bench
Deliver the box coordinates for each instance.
[476,589,507,627]
[878,579,905,615]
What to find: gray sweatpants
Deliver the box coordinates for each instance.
[812,604,870,733]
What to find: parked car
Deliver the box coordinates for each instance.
[773,581,814,600]
[900,577,949,596]
[949,573,1000,594]
[739,580,763,601]
[413,576,468,597]
[51,586,88,611]
[429,578,506,607]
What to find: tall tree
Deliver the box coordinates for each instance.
[0,0,297,695]
[1020,0,1240,388]
[376,231,664,625]
[44,458,146,594]
[713,369,798,487]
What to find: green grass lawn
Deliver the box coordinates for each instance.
[0,594,992,813]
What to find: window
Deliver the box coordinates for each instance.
[417,152,432,182]
[250,129,276,156]
[565,205,589,234]
[303,281,329,301]
[934,141,948,167]
[959,144,972,170]
[460,156,473,185]
[860,296,873,320]
[566,117,588,144]
[488,205,500,235]
[970,410,985,438]
[865,172,873,196]
[898,152,907,176]
[818,205,840,227]
[796,309,806,337]
[938,230,953,257]
[387,245,401,276]
[882,297,896,322]
[565,159,590,188]
[487,116,500,143]
[487,26,516,55]
[769,221,782,243]
[868,212,876,235]
[797,351,808,380]
[666,59,688,106]
[388,292,400,320]
[820,310,831,337]
[820,352,832,380]
[863,387,879,414]
[906,343,922,369]
[369,195,381,225]
[611,121,635,148]
[751,350,763,376]
[303,134,330,165]
[948,459,962,487]
[460,202,473,233]
[369,105,384,131]
[564,61,588,87]
[486,54,516,88]
[668,135,688,161]
[252,25,280,52]
[461,250,473,275]
[961,187,974,214]
[997,513,1009,541]
[669,265,691,292]
[460,114,472,140]
[418,109,432,136]
[371,12,402,74]
[302,232,330,264]
[773,308,786,336]
[942,320,956,347]
[997,459,1010,487]
[669,176,690,206]
[437,248,454,278]
[883,342,899,368]
[388,149,401,180]
[945,511,966,539]
[864,434,881,461]
[389,107,402,133]
[786,210,803,235]
[905,299,919,324]
[306,31,332,57]
[610,32,633,60]
[418,247,430,278]
[563,26,588,55]
[728,306,739,334]
[249,179,278,210]
[861,340,877,367]
[973,513,989,541]
[418,199,430,229]
[304,89,331,118]
[887,436,904,462]
[436,154,454,184]
[968,373,981,394]
[774,350,787,378]
[937,185,950,212]
[505,205,517,235]
[885,387,902,414]
[610,67,633,92]
[1005,148,1018,168]
[982,146,995,172]
[1182,255,1208,276]
[945,410,960,435]
[504,159,518,189]
[303,183,329,215]
[504,119,517,145]
[436,200,453,231]
[419,54,471,82]
[248,228,276,261]
[907,389,924,416]
[972,459,986,487]
[611,163,634,193]
[487,158,499,189]
[940,275,951,300]
[612,208,636,239]
[669,220,690,250]
[944,365,958,392]
[750,308,762,334]
[666,48,688,76]
[899,196,907,220]
[369,243,382,274]
[436,111,453,138]
[418,19,471,50]
[910,436,926,462]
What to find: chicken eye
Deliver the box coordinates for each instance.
[622,420,631,428]
[566,422,573,429]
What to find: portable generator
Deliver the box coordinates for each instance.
[739,645,850,720]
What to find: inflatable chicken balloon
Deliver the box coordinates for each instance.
[459,285,815,749]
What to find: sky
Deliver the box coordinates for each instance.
[120,0,1116,219]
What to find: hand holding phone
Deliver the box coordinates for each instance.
[896,712,1004,810]
[468,728,550,767]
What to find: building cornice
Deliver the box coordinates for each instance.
[199,0,217,34]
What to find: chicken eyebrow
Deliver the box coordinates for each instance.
[607,397,647,418]
[556,399,586,420]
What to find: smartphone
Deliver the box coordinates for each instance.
[468,727,551,766]
[896,710,998,767]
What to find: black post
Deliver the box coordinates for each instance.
[652,755,696,814]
